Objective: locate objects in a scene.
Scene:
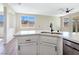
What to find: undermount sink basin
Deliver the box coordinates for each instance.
[41,31,62,34]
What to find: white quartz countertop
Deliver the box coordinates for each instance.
[14,30,79,44]
[62,32,79,44]
[14,30,62,37]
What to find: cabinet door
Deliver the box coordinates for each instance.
[39,43,57,55]
[18,43,37,55]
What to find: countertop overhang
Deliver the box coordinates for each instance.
[14,30,62,38]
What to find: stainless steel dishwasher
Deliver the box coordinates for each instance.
[63,38,79,55]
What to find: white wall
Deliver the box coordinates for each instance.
[35,15,61,31]
[52,16,61,31]
[0,4,4,12]
[35,15,53,30]
[4,4,16,43]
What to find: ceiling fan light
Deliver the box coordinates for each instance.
[66,11,69,13]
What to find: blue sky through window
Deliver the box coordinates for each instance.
[21,16,36,22]
[0,15,4,22]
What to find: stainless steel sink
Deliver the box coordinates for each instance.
[41,31,62,34]
[41,32,50,33]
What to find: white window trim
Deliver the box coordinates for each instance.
[20,15,36,29]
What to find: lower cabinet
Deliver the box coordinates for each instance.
[18,42,57,55]
[16,35,62,55]
[18,43,37,55]
[39,43,57,55]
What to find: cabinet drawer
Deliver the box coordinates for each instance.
[64,39,79,50]
[64,44,79,55]
[40,42,56,47]
[17,36,38,44]
[40,36,58,44]
[71,43,79,51]
[72,48,79,55]
[64,39,72,46]
[64,39,79,55]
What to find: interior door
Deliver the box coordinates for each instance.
[18,43,37,55]
[39,43,57,55]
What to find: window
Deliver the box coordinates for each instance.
[72,20,79,32]
[20,16,36,28]
[0,15,4,27]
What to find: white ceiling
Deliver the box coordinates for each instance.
[8,3,79,16]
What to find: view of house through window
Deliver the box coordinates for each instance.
[0,15,4,27]
[20,16,36,28]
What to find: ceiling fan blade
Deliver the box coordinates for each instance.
[58,8,74,13]
[58,8,65,11]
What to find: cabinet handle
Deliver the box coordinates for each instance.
[26,39,31,41]
[18,45,20,51]
[55,46,57,52]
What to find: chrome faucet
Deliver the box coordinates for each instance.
[50,22,53,33]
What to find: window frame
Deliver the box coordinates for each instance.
[20,15,36,29]
[0,15,5,27]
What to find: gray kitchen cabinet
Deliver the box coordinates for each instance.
[39,42,57,55]
[17,35,38,55]
[15,35,62,55]
[39,35,58,55]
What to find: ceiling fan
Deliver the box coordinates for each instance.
[59,8,74,13]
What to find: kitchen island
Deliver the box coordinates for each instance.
[14,30,63,55]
